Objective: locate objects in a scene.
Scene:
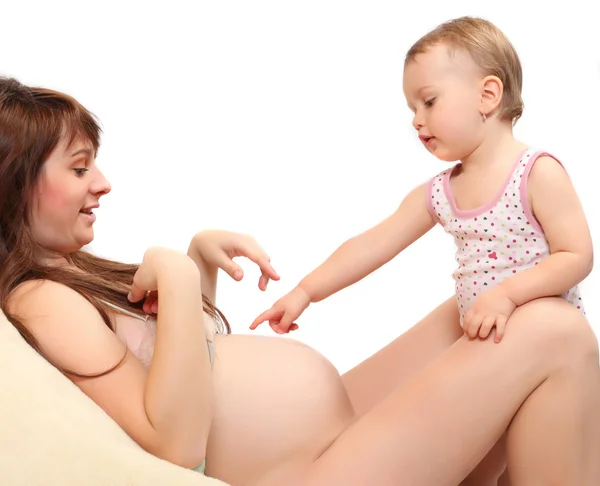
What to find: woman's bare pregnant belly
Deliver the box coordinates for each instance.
[206,334,356,486]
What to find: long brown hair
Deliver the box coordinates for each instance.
[0,76,229,377]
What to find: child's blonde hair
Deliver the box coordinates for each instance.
[406,16,524,124]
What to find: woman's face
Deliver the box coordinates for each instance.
[29,135,111,257]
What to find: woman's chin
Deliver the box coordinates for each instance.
[76,231,95,250]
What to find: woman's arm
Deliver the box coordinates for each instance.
[8,252,212,469]
[142,254,213,464]
[187,232,219,304]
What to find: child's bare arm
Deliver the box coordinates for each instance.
[251,182,438,333]
[298,182,437,302]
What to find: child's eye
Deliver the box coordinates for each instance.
[424,97,436,107]
[74,168,89,177]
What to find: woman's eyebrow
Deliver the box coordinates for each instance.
[70,148,93,158]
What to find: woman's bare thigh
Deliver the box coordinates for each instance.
[340,295,508,483]
[285,297,591,486]
[341,295,462,417]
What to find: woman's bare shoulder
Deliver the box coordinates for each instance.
[7,279,126,375]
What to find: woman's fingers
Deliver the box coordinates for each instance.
[128,284,147,303]
[257,257,279,281]
[217,238,280,285]
[143,290,159,314]
[258,273,269,291]
[238,237,280,280]
[211,250,245,280]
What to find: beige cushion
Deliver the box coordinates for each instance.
[0,309,229,486]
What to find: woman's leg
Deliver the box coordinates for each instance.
[291,297,600,486]
[498,469,512,486]
[341,296,462,417]
[341,296,507,485]
[502,313,600,485]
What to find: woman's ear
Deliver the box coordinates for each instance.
[480,75,503,117]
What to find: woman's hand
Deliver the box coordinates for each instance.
[191,229,280,290]
[139,232,279,316]
[128,247,198,313]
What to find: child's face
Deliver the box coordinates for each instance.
[28,135,111,256]
[403,43,485,162]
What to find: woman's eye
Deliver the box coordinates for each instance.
[74,168,89,177]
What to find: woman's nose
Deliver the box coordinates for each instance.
[90,168,111,196]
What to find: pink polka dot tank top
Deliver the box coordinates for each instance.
[426,148,585,321]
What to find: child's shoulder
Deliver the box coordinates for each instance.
[520,147,568,181]
[520,146,564,166]
[527,152,570,189]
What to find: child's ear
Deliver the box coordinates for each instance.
[480,75,503,116]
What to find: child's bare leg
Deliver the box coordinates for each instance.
[341,296,507,485]
[290,298,600,486]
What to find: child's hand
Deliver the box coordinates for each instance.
[462,285,516,343]
[250,286,310,334]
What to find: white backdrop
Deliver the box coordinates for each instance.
[2,1,598,374]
